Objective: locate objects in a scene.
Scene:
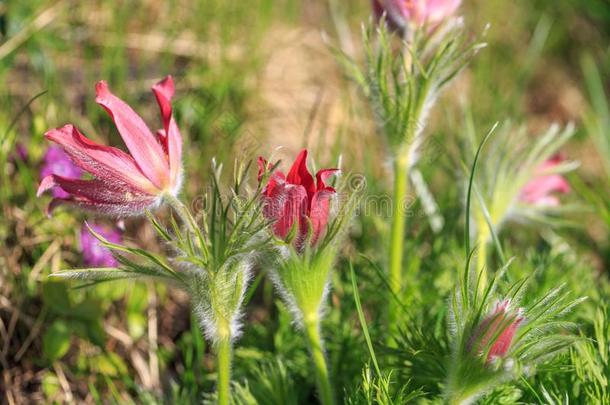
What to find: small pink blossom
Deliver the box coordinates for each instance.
[373,0,461,30]
[258,150,339,249]
[37,76,183,216]
[520,156,571,207]
[80,223,122,267]
[468,300,524,363]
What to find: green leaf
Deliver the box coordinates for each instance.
[42,320,71,362]
[42,281,71,315]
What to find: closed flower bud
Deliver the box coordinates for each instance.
[468,300,524,363]
[258,150,339,250]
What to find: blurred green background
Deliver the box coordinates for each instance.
[1,0,610,403]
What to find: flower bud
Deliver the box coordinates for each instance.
[468,300,524,363]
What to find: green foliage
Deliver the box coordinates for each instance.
[462,121,579,234]
[332,18,485,153]
[2,1,610,404]
[42,320,71,362]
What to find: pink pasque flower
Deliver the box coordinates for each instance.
[373,0,461,30]
[258,150,339,249]
[37,76,183,216]
[80,223,122,267]
[468,300,524,363]
[40,145,83,199]
[519,156,570,207]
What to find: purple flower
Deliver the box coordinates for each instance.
[40,145,83,198]
[80,223,122,267]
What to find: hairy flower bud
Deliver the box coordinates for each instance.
[468,300,524,363]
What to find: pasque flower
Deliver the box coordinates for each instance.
[372,0,462,30]
[519,156,570,207]
[80,223,122,267]
[40,145,83,199]
[37,76,183,216]
[258,150,339,248]
[468,300,524,363]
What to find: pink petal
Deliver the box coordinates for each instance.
[41,175,152,204]
[425,0,461,23]
[488,316,522,359]
[310,190,334,244]
[257,156,268,181]
[468,300,524,362]
[520,174,570,205]
[95,80,169,189]
[45,125,157,194]
[42,175,158,216]
[258,156,286,197]
[47,197,157,217]
[264,183,308,240]
[286,150,316,198]
[315,168,340,191]
[152,76,183,191]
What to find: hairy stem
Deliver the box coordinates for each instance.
[216,334,232,405]
[388,148,410,334]
[304,317,336,405]
[163,192,197,234]
[386,77,432,338]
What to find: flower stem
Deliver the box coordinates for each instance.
[386,76,431,338]
[388,149,410,335]
[216,335,232,405]
[304,317,336,405]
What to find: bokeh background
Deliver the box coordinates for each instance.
[1,0,610,403]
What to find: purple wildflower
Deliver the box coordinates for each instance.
[40,145,83,198]
[80,223,122,267]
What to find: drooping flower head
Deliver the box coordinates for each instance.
[373,0,462,30]
[519,156,571,207]
[468,300,524,363]
[37,76,183,216]
[258,150,339,249]
[80,222,122,267]
[39,145,83,199]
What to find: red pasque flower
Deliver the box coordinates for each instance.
[37,76,183,216]
[519,156,570,207]
[468,300,524,363]
[258,150,339,249]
